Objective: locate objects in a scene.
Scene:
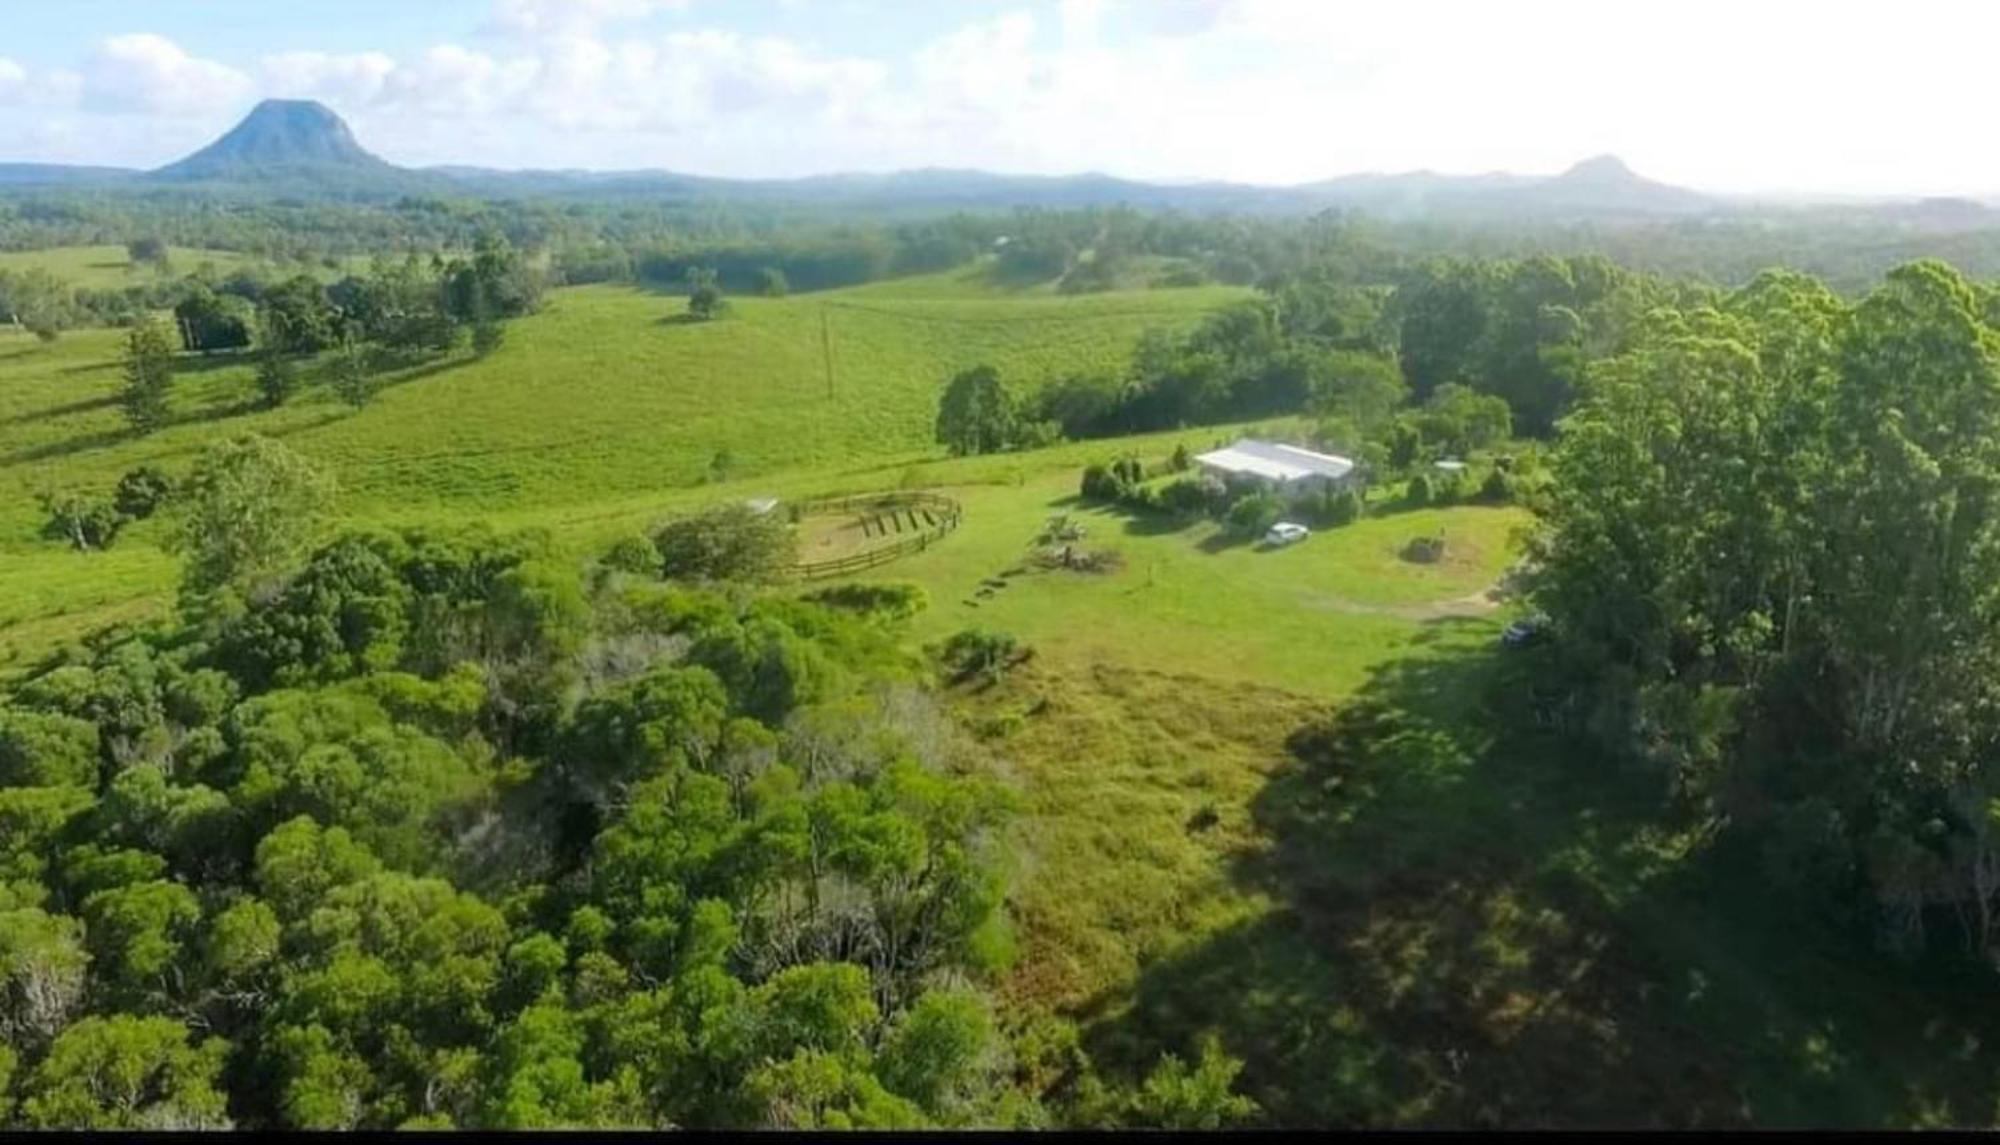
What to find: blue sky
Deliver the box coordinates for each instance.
[2,0,1996,194]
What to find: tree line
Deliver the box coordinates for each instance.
[112,233,540,435]
[1526,259,2000,959]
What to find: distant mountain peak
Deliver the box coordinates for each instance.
[151,99,389,182]
[1556,154,1639,184]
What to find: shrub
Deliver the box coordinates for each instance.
[1120,483,1161,513]
[1402,535,1447,563]
[939,628,1022,685]
[1226,491,1284,538]
[1431,472,1465,507]
[803,581,929,621]
[1080,464,1120,502]
[601,534,662,576]
[39,492,125,552]
[1327,486,1364,526]
[1405,473,1433,507]
[1168,444,1193,473]
[653,503,797,583]
[1082,456,1147,502]
[113,465,176,521]
[1479,467,1514,504]
[1160,475,1224,521]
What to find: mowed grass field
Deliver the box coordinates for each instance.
[0,244,364,289]
[0,272,1248,663]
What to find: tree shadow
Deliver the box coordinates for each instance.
[0,393,120,427]
[0,425,137,465]
[375,353,473,392]
[1081,641,2000,1128]
[174,351,257,374]
[59,359,117,376]
[1117,513,1197,538]
[1196,531,1253,554]
[655,312,717,327]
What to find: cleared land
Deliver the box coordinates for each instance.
[0,273,1247,662]
[8,260,1964,1128]
[0,244,363,289]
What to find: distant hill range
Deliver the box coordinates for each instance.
[1,99,1991,225]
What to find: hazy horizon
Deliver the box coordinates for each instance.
[3,0,1997,197]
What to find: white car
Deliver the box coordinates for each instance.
[1264,521,1309,547]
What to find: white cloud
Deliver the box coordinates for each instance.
[487,0,687,38]
[21,1,2000,193]
[80,33,252,117]
[261,51,397,106]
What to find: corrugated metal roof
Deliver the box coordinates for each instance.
[1194,439,1354,483]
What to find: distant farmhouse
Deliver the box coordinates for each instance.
[1195,439,1357,492]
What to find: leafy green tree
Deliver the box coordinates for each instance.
[1226,490,1284,538]
[169,434,335,606]
[935,365,1019,457]
[119,318,176,434]
[327,333,374,409]
[1125,1036,1257,1130]
[0,707,99,788]
[38,490,126,552]
[113,465,175,521]
[126,238,169,268]
[254,325,299,409]
[259,275,338,355]
[0,905,90,1046]
[653,504,797,583]
[172,283,252,353]
[878,989,1002,1122]
[81,878,201,1006]
[17,1014,231,1129]
[471,314,504,358]
[687,267,725,321]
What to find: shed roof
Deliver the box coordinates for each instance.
[1195,439,1354,483]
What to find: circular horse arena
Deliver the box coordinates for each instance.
[789,491,963,579]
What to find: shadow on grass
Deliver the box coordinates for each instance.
[1196,531,1254,554]
[655,312,725,327]
[1118,513,1198,538]
[0,392,120,427]
[174,350,257,374]
[1080,640,2000,1129]
[0,425,138,465]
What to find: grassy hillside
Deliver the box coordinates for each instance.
[0,244,362,289]
[0,276,1246,663]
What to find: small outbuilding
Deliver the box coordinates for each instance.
[1195,439,1356,492]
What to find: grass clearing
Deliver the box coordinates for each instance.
[0,244,363,289]
[0,277,1243,658]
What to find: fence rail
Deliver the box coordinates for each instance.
[789,492,963,581]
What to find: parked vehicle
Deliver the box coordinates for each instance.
[1502,614,1551,649]
[1264,521,1309,547]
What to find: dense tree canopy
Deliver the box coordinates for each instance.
[1527,258,2000,953]
[0,489,1249,1128]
